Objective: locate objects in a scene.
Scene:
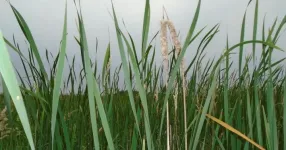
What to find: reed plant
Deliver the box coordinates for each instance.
[0,0,286,149]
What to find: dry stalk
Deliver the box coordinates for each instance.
[167,20,187,150]
[161,8,187,149]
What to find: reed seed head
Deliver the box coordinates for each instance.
[0,107,10,140]
[161,20,169,86]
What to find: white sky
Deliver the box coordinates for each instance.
[0,0,285,90]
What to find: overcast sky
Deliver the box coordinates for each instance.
[0,0,286,90]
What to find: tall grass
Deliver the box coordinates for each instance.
[0,0,286,149]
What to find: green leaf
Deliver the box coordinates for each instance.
[77,10,100,150]
[111,2,142,142]
[102,43,111,85]
[78,7,115,149]
[121,30,153,150]
[252,0,259,64]
[283,76,286,150]
[51,1,68,145]
[224,35,230,147]
[141,0,150,61]
[239,12,246,76]
[191,69,218,150]
[10,4,48,82]
[0,30,35,150]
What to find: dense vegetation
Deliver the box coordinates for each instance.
[0,0,286,150]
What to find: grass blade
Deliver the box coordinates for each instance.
[252,0,259,64]
[284,76,286,150]
[78,6,115,149]
[51,1,68,145]
[239,12,246,76]
[191,69,218,150]
[0,31,35,150]
[141,0,150,65]
[77,11,100,150]
[224,35,230,147]
[10,4,48,82]
[102,43,111,86]
[206,114,265,150]
[121,30,153,149]
[111,2,142,141]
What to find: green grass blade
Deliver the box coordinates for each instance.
[187,26,206,46]
[227,40,283,53]
[262,106,271,150]
[78,8,115,149]
[224,35,230,147]
[246,89,253,140]
[259,58,286,76]
[102,43,111,85]
[92,74,115,149]
[128,33,140,70]
[51,1,68,146]
[215,133,226,150]
[252,0,259,65]
[239,12,246,76]
[191,69,218,150]
[58,107,71,150]
[254,16,264,144]
[121,30,153,149]
[283,77,286,149]
[77,13,100,150]
[0,31,35,150]
[55,123,64,150]
[141,0,150,63]
[4,38,27,60]
[111,2,142,140]
[262,15,266,54]
[131,108,142,150]
[272,16,286,43]
[266,57,278,150]
[211,111,223,150]
[10,5,48,82]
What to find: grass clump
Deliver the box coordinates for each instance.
[0,0,286,150]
